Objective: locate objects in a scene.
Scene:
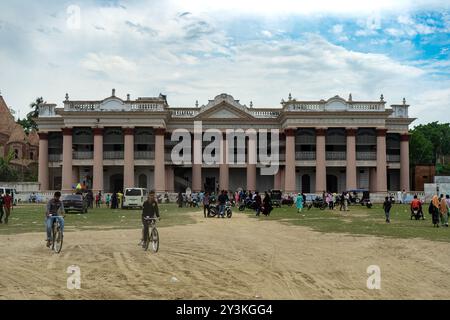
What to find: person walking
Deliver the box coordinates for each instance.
[262,191,273,216]
[430,195,440,228]
[344,192,350,212]
[254,191,262,216]
[0,193,4,224]
[439,194,449,227]
[111,192,118,210]
[383,196,392,223]
[203,192,210,218]
[3,191,13,224]
[105,193,111,208]
[296,193,304,213]
[177,192,183,208]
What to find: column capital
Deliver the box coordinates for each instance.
[93,128,104,136]
[62,128,72,136]
[154,128,166,135]
[400,133,410,142]
[346,128,357,136]
[376,128,388,137]
[38,132,48,140]
[123,127,134,135]
[316,128,327,136]
[284,128,296,136]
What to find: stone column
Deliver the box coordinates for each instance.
[166,166,175,192]
[61,128,73,192]
[284,129,296,193]
[346,128,357,190]
[123,128,135,189]
[93,128,104,193]
[219,132,229,191]
[154,128,166,192]
[369,168,377,193]
[400,133,410,191]
[192,164,202,192]
[315,128,327,193]
[72,166,79,186]
[376,129,388,192]
[274,169,282,190]
[38,132,49,191]
[246,132,257,192]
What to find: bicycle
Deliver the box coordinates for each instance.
[143,217,159,252]
[48,216,64,253]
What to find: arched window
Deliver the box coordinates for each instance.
[14,149,19,159]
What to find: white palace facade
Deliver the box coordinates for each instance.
[36,90,414,194]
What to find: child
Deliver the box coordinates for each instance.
[296,193,303,213]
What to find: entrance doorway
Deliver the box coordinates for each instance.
[205,177,216,193]
[326,174,338,193]
[110,174,124,193]
[301,174,311,193]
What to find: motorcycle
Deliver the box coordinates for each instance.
[209,201,232,218]
[239,198,256,211]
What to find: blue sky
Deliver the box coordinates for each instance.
[0,0,450,125]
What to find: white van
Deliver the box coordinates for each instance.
[0,187,17,205]
[122,188,147,209]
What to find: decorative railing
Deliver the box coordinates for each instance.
[103,151,124,159]
[73,151,93,159]
[66,102,99,111]
[357,152,377,160]
[171,109,200,117]
[134,151,154,159]
[348,103,384,111]
[130,103,164,111]
[48,154,62,162]
[296,151,316,160]
[326,151,346,160]
[286,104,324,111]
[250,110,280,118]
[387,154,400,162]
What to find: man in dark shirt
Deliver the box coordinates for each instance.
[140,191,160,246]
[254,191,262,216]
[45,192,65,247]
[383,196,392,223]
[3,192,13,224]
[217,190,228,218]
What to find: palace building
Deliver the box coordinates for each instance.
[36,90,414,194]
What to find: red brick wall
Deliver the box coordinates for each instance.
[414,165,436,191]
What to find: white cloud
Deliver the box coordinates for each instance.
[81,53,137,74]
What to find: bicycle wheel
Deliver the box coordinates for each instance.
[150,227,159,253]
[209,206,218,217]
[53,223,63,253]
[227,209,232,218]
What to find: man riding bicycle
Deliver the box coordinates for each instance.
[45,191,65,247]
[140,190,160,247]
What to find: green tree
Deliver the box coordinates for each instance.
[17,97,44,133]
[0,151,19,182]
[409,130,434,166]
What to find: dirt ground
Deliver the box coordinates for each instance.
[0,212,449,300]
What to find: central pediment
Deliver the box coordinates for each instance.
[195,94,254,120]
[207,108,242,119]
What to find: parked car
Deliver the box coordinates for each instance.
[123,188,148,209]
[62,194,88,213]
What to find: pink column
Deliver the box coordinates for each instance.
[274,170,281,190]
[93,128,104,193]
[315,128,327,193]
[192,164,202,192]
[154,128,166,192]
[247,132,257,191]
[369,167,377,193]
[166,166,175,192]
[72,166,79,186]
[284,129,296,193]
[192,129,202,192]
[38,132,49,191]
[123,128,135,189]
[346,128,357,190]
[61,128,73,192]
[400,133,410,191]
[219,133,229,191]
[376,129,388,192]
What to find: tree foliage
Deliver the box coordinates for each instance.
[16,97,44,133]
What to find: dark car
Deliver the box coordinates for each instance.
[62,194,88,214]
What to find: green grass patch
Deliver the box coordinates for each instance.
[243,204,450,243]
[0,203,201,235]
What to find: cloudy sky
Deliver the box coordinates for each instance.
[1,0,450,125]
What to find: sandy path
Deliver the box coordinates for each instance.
[0,212,449,300]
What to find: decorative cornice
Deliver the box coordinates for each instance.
[61,128,72,136]
[346,128,357,136]
[154,128,166,135]
[38,132,48,140]
[376,128,388,137]
[123,128,134,135]
[93,128,103,135]
[400,133,410,142]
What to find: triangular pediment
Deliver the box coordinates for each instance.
[196,102,254,120]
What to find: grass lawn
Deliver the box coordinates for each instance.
[244,203,450,243]
[0,203,201,235]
